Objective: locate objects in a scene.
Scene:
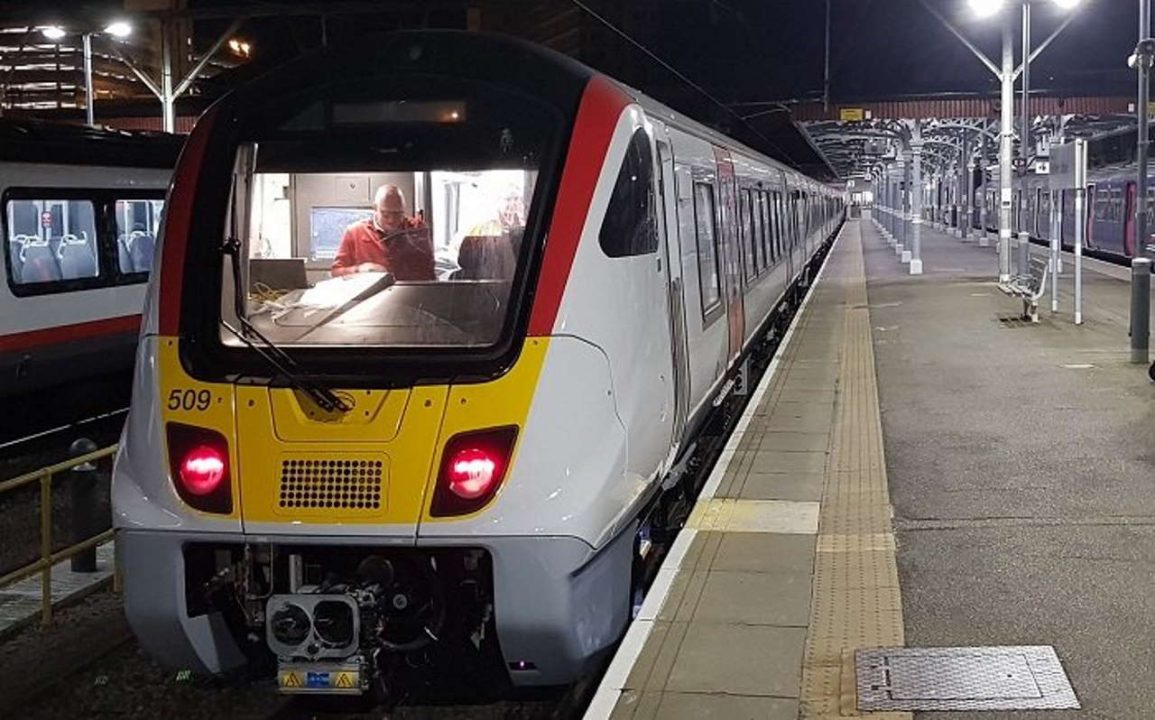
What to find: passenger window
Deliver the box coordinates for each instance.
[757,191,770,268]
[741,189,756,281]
[599,129,658,258]
[693,182,721,313]
[114,199,165,275]
[4,198,99,286]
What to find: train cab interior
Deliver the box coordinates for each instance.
[232,166,536,348]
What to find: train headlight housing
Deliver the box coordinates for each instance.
[165,423,233,514]
[431,427,518,517]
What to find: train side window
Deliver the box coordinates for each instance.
[599,129,658,258]
[770,192,780,256]
[757,191,771,269]
[740,188,756,282]
[693,182,722,315]
[4,198,99,287]
[777,194,785,254]
[114,198,165,275]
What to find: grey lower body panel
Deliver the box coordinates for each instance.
[118,524,635,686]
[0,330,136,398]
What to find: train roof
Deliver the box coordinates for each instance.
[0,117,183,168]
[218,30,835,185]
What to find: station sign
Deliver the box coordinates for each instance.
[1049,139,1087,190]
[840,107,866,122]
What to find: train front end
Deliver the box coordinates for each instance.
[113,32,637,695]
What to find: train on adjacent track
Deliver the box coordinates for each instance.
[977,164,1155,260]
[0,120,180,404]
[112,31,843,699]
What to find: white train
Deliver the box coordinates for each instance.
[0,120,179,401]
[112,31,843,697]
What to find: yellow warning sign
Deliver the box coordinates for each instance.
[281,671,302,689]
[840,107,865,122]
[334,672,356,689]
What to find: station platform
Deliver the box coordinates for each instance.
[587,217,1155,719]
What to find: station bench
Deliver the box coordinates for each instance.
[1001,253,1049,322]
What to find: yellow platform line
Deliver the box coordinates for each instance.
[799,222,910,720]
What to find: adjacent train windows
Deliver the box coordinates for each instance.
[4,198,99,287]
[114,199,163,275]
[599,129,658,258]
[2,190,165,296]
[693,182,722,314]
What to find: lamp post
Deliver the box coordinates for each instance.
[1132,2,1153,364]
[927,0,1083,282]
[41,21,132,127]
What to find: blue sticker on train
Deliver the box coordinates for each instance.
[306,671,331,688]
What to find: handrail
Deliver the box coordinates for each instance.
[0,444,118,627]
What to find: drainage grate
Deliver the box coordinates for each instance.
[856,646,1080,712]
[997,315,1037,328]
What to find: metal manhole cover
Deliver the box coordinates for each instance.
[856,646,1080,711]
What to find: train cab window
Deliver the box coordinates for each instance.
[4,198,99,287]
[693,182,722,314]
[599,129,658,258]
[211,78,560,352]
[114,198,164,275]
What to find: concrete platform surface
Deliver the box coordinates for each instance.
[587,216,1155,720]
[865,219,1155,719]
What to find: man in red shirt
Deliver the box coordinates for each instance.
[330,185,435,280]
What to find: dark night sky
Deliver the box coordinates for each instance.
[642,0,1139,104]
[3,0,1138,104]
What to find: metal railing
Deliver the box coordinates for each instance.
[0,444,118,626]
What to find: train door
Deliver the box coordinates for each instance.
[713,147,744,361]
[654,130,692,446]
[1125,181,1137,256]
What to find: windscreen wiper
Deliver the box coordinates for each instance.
[221,238,351,413]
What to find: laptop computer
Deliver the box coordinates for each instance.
[250,258,309,292]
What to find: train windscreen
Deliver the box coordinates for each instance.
[216,79,558,350]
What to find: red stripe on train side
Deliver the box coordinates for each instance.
[527,75,631,337]
[0,314,141,352]
[158,108,220,336]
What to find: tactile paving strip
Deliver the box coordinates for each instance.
[798,223,910,720]
[856,646,1080,711]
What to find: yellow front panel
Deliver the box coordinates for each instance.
[420,337,550,523]
[236,383,448,525]
[157,336,552,527]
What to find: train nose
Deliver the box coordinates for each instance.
[233,384,450,535]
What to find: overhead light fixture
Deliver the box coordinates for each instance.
[1052,0,1082,8]
[41,25,66,41]
[228,37,252,57]
[968,0,1005,18]
[104,21,133,38]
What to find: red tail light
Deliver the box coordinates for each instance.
[166,423,232,514]
[431,427,518,517]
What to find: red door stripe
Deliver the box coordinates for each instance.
[0,314,141,352]
[527,75,631,337]
[158,107,220,336]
